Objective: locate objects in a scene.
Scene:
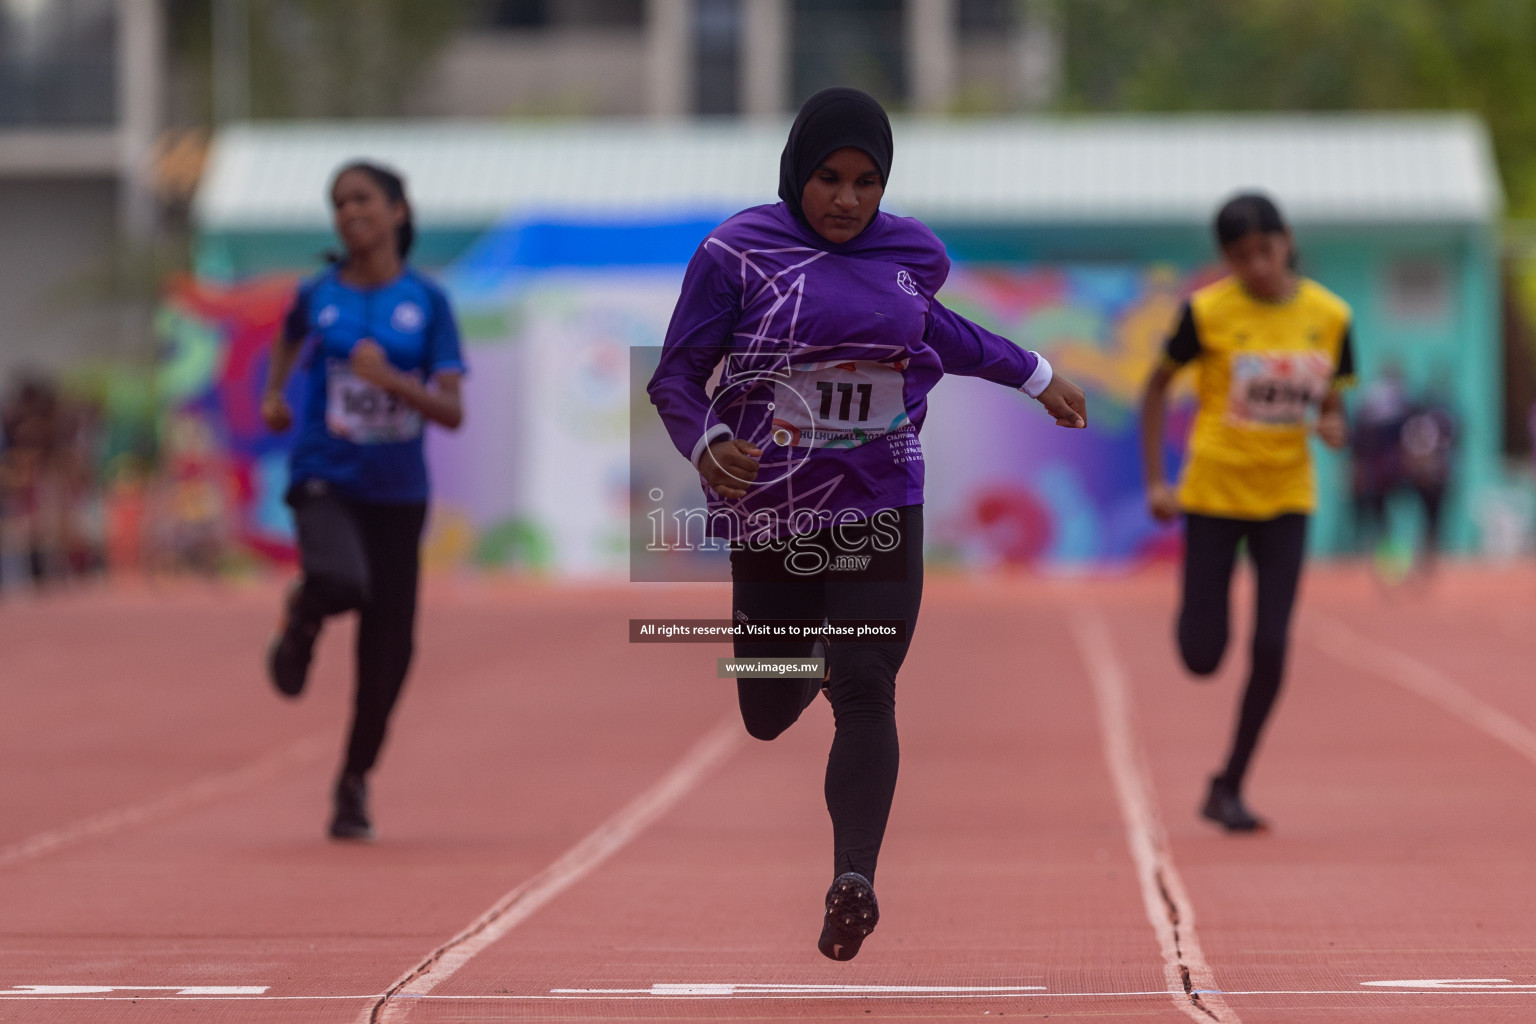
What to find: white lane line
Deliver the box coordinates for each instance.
[1311,618,1536,767]
[0,735,330,869]
[0,986,268,996]
[556,983,1048,995]
[8,986,1536,1003]
[1361,979,1536,989]
[365,714,744,1024]
[0,994,380,1002]
[1070,607,1241,1024]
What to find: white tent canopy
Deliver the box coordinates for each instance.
[196,113,1502,231]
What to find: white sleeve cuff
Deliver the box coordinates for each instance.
[690,422,734,468]
[1019,354,1054,398]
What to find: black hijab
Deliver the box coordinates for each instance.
[778,87,894,227]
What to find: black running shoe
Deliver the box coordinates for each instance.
[267,586,319,698]
[818,871,879,961]
[329,773,376,842]
[1200,775,1267,833]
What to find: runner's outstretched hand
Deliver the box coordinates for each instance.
[701,438,762,500]
[260,391,293,433]
[350,338,399,390]
[1036,375,1087,428]
[1316,411,1347,450]
[1147,480,1181,522]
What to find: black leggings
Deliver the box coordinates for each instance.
[288,481,427,777]
[730,505,923,884]
[1414,483,1446,554]
[1178,512,1307,791]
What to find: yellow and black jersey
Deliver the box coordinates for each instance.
[1163,275,1354,520]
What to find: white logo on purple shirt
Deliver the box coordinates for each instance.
[895,270,918,296]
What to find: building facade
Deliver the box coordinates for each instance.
[418,0,1058,118]
[0,0,161,377]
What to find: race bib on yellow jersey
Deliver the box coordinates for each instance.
[770,359,910,450]
[325,360,423,444]
[1226,351,1333,427]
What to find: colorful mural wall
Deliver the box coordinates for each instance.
[158,225,1217,574]
[920,263,1203,569]
[155,274,304,563]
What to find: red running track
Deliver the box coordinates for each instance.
[3,566,1536,1022]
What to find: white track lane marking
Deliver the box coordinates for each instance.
[1311,618,1536,767]
[7,986,1536,1003]
[0,986,267,995]
[365,714,744,1024]
[558,983,1048,995]
[0,735,330,869]
[1071,607,1241,1024]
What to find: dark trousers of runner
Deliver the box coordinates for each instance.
[1414,482,1446,555]
[729,505,923,885]
[287,481,427,777]
[1178,511,1308,791]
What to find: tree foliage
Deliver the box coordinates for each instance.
[170,0,470,122]
[1057,0,1536,212]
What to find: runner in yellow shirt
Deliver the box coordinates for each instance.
[1140,193,1354,832]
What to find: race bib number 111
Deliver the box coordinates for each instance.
[771,359,910,449]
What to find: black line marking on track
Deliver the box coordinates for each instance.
[1157,867,1219,1019]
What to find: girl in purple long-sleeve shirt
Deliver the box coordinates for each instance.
[648,87,1087,961]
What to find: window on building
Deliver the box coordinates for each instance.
[552,0,644,25]
[476,0,643,30]
[0,0,116,127]
[1384,258,1454,325]
[482,0,549,28]
[694,0,740,115]
[958,0,1014,37]
[790,0,905,111]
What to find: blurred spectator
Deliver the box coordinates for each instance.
[0,369,247,588]
[1527,399,1536,476]
[147,412,235,576]
[1350,362,1410,556]
[1351,364,1460,580]
[102,454,151,576]
[0,374,105,590]
[1400,384,1458,572]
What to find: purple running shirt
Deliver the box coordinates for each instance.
[647,201,1050,540]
